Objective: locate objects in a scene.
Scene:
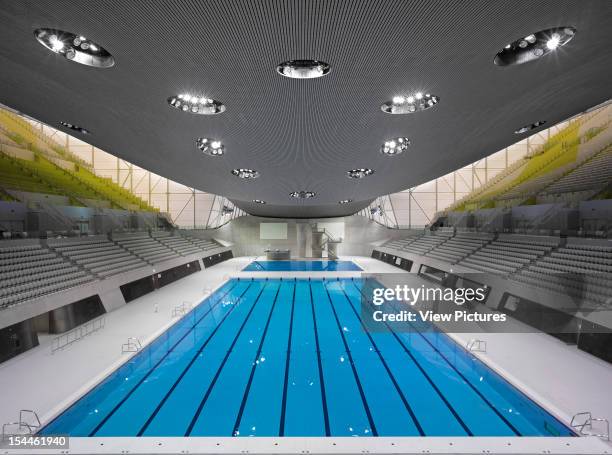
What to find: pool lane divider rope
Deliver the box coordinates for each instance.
[185,281,269,436]
[278,279,297,436]
[322,279,379,437]
[309,278,331,436]
[353,278,522,436]
[88,279,243,436]
[232,281,282,435]
[335,282,425,436]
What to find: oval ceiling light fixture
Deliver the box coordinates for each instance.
[494,27,576,66]
[196,138,224,156]
[167,94,225,115]
[338,199,353,204]
[290,191,316,199]
[347,168,374,179]
[381,137,410,156]
[514,120,546,134]
[276,60,330,79]
[381,92,439,114]
[34,28,114,68]
[59,121,90,135]
[231,168,260,179]
[252,199,266,204]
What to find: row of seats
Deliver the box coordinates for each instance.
[546,249,612,272]
[0,259,66,281]
[403,235,450,256]
[0,248,59,271]
[498,169,565,200]
[497,131,609,202]
[156,235,202,256]
[382,231,611,306]
[178,235,220,251]
[460,237,556,275]
[385,236,422,250]
[0,243,41,254]
[384,233,557,275]
[0,243,96,309]
[515,268,611,308]
[114,234,177,264]
[542,147,612,195]
[0,233,224,310]
[114,233,220,264]
[425,234,491,264]
[49,238,147,277]
[0,273,94,310]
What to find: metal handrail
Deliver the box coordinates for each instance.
[2,422,34,440]
[121,337,142,353]
[1,410,40,441]
[466,339,487,352]
[571,412,610,440]
[19,410,40,430]
[172,301,190,317]
[51,315,106,353]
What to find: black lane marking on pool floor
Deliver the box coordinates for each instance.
[374,281,522,436]
[232,282,282,436]
[185,282,269,436]
[323,279,378,437]
[336,282,425,436]
[309,279,331,436]
[353,279,473,435]
[136,280,255,436]
[88,280,241,437]
[408,326,522,436]
[356,279,523,436]
[278,279,297,436]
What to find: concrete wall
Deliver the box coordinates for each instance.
[187,215,420,258]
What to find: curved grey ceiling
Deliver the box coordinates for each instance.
[0,0,611,218]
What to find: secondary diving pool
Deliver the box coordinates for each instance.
[40,278,573,437]
[242,260,362,271]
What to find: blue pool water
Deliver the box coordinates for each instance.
[242,260,362,272]
[40,278,573,437]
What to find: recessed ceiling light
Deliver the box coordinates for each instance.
[276,60,330,79]
[514,120,546,134]
[34,28,114,68]
[59,121,90,134]
[347,168,374,179]
[167,94,225,115]
[494,27,576,66]
[381,137,410,156]
[290,191,316,199]
[381,93,439,114]
[338,199,352,204]
[252,199,266,204]
[231,168,259,179]
[196,138,224,156]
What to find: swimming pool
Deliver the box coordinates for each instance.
[40,278,573,437]
[243,260,362,272]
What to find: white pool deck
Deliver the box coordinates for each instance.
[0,256,610,454]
